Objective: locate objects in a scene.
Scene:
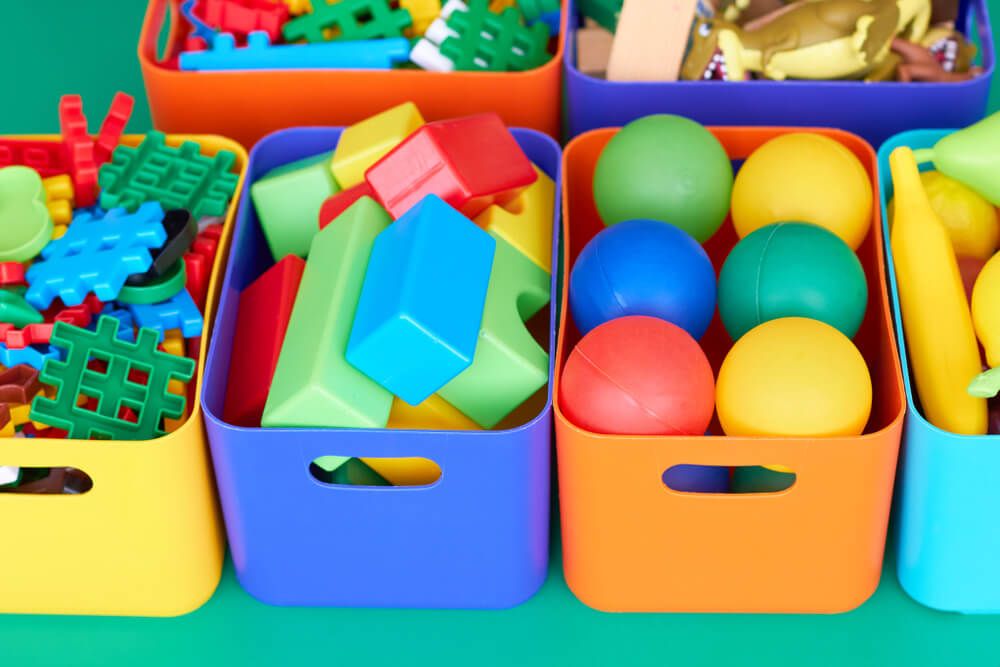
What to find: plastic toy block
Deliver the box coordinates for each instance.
[409,0,473,72]
[262,197,393,428]
[43,294,104,328]
[126,289,204,340]
[58,95,99,208]
[0,365,42,404]
[182,224,223,310]
[251,150,341,260]
[311,457,391,486]
[181,0,221,46]
[280,0,313,14]
[98,131,238,219]
[194,0,290,42]
[365,113,537,219]
[517,0,558,24]
[161,329,186,358]
[0,263,25,288]
[29,317,196,440]
[223,255,306,427]
[179,31,411,70]
[92,305,136,342]
[347,195,496,405]
[282,0,412,42]
[474,164,554,273]
[43,174,74,225]
[0,323,55,349]
[441,0,550,71]
[579,0,621,31]
[386,394,478,429]
[575,24,614,77]
[402,0,442,34]
[125,209,197,286]
[360,454,441,485]
[607,0,697,82]
[318,181,375,229]
[118,261,188,305]
[0,166,54,263]
[24,203,167,309]
[0,342,61,371]
[0,139,67,177]
[332,102,425,189]
[439,235,549,427]
[1,290,44,328]
[94,93,135,166]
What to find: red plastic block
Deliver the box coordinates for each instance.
[20,422,69,439]
[0,323,55,349]
[364,112,536,219]
[223,255,306,427]
[0,139,68,176]
[318,182,375,229]
[42,295,104,328]
[59,95,99,207]
[183,224,225,311]
[0,262,26,287]
[94,93,135,166]
[196,0,290,42]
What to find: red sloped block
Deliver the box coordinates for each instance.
[318,181,375,229]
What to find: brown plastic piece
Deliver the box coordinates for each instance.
[0,365,41,405]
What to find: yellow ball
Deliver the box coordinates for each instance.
[716,317,872,439]
[731,133,873,250]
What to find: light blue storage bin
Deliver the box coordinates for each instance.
[879,129,1000,614]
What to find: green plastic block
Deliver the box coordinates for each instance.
[438,236,550,428]
[0,289,44,328]
[578,0,621,32]
[283,0,412,43]
[311,456,391,486]
[250,151,341,261]
[262,197,393,429]
[442,0,550,72]
[516,0,559,22]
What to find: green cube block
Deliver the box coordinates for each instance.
[311,457,391,486]
[262,197,393,429]
[438,236,550,428]
[250,151,341,261]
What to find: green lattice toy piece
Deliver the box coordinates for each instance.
[282,0,412,43]
[442,0,550,71]
[29,317,196,440]
[98,131,238,219]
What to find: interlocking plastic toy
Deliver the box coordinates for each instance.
[25,202,168,309]
[58,95,99,208]
[98,132,238,219]
[0,365,42,404]
[92,305,136,342]
[194,0,290,42]
[181,0,220,46]
[0,290,43,328]
[282,0,413,42]
[184,224,224,310]
[0,341,61,371]
[180,31,410,70]
[29,317,196,440]
[93,93,135,167]
[125,209,197,286]
[126,289,204,340]
[0,165,54,264]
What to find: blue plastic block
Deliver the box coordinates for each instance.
[178,31,411,71]
[538,10,561,35]
[25,203,167,309]
[180,0,219,46]
[93,306,136,342]
[0,342,61,370]
[126,289,204,340]
[347,194,495,405]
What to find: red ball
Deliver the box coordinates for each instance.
[560,316,715,435]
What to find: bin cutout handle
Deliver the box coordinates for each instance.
[310,455,442,487]
[663,464,796,495]
[0,467,93,495]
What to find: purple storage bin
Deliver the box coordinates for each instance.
[201,127,560,609]
[564,0,994,144]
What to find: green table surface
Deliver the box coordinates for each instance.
[3,2,1000,665]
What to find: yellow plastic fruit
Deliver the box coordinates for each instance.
[917,171,998,259]
[889,146,986,435]
[716,317,872,439]
[972,251,1000,368]
[731,133,873,250]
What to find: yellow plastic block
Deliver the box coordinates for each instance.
[281,0,313,13]
[489,0,518,11]
[475,165,555,273]
[360,456,442,487]
[0,420,12,437]
[386,394,479,430]
[402,0,442,35]
[43,175,74,225]
[162,330,185,357]
[331,102,425,189]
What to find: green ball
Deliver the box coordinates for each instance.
[718,222,868,341]
[592,115,733,243]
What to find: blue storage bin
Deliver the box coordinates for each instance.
[201,127,560,609]
[880,129,1000,614]
[565,0,994,144]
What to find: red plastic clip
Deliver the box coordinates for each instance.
[94,93,135,166]
[58,95,98,207]
[0,262,26,287]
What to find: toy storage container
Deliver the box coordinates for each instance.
[554,126,905,613]
[563,0,995,144]
[880,129,1000,614]
[139,0,566,147]
[0,134,246,616]
[201,126,559,608]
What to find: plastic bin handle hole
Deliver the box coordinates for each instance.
[663,465,796,495]
[0,467,93,495]
[309,456,442,488]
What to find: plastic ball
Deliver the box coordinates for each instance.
[716,317,872,438]
[718,222,868,341]
[570,219,716,338]
[592,115,733,243]
[560,316,715,436]
[730,133,872,250]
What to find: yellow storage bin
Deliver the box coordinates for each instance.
[0,134,247,616]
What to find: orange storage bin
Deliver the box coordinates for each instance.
[0,134,246,616]
[138,0,565,147]
[554,127,906,613]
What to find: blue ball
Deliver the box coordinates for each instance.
[570,219,716,338]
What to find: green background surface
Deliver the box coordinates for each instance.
[3,2,1000,665]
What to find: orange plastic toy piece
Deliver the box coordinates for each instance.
[138,0,565,146]
[554,127,905,613]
